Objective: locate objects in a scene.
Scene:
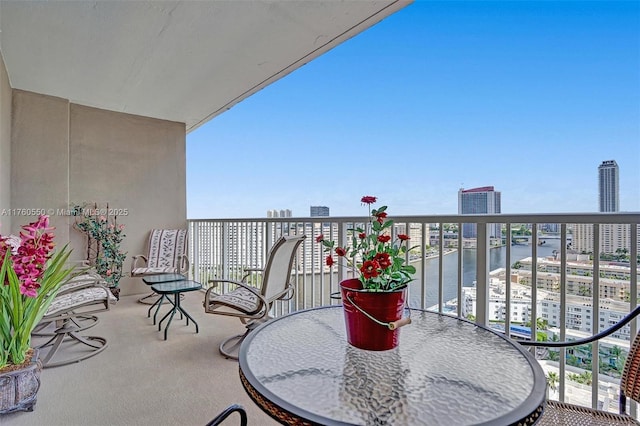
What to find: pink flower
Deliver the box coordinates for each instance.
[106,269,112,276]
[2,215,57,298]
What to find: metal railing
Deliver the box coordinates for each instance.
[188,212,639,414]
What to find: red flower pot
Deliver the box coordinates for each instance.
[340,278,408,351]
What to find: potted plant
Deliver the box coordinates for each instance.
[316,196,416,350]
[0,215,73,413]
[72,203,126,300]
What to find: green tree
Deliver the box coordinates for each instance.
[546,371,559,392]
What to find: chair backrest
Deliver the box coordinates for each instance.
[146,229,188,269]
[260,235,306,302]
[620,331,640,405]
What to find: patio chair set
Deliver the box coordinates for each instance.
[127,229,305,350]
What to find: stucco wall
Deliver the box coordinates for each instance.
[69,104,186,295]
[10,90,186,296]
[0,53,11,232]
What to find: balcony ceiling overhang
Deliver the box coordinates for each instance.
[0,0,410,132]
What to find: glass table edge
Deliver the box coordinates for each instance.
[238,305,547,426]
[141,273,187,284]
[149,281,202,293]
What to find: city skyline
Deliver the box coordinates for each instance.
[186,1,640,219]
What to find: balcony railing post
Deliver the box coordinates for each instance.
[222,222,230,282]
[476,222,490,326]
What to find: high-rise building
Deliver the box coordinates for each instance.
[574,160,639,254]
[310,206,330,217]
[458,186,501,238]
[267,209,292,218]
[598,160,619,212]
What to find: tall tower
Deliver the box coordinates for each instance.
[458,186,501,238]
[598,160,619,212]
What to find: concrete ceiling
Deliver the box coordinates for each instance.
[0,0,411,132]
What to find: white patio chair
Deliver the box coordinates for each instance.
[33,273,116,368]
[203,234,306,360]
[131,229,189,304]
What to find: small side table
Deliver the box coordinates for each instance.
[142,274,187,323]
[150,280,202,340]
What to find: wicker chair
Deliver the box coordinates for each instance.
[203,234,305,360]
[520,305,640,425]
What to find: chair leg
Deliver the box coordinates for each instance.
[219,319,270,360]
[33,314,100,336]
[219,331,249,360]
[34,318,108,368]
[137,291,161,305]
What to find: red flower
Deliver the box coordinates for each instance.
[326,256,334,267]
[398,234,410,241]
[375,211,388,224]
[374,252,391,269]
[361,196,377,204]
[360,260,380,279]
[358,232,366,239]
[377,235,391,243]
[315,235,324,243]
[335,247,347,257]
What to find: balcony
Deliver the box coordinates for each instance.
[3,212,639,425]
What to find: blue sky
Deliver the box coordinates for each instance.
[187,1,640,219]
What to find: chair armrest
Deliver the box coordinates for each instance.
[130,255,148,273]
[205,278,269,316]
[178,255,190,275]
[520,304,640,348]
[241,267,263,281]
[205,404,247,426]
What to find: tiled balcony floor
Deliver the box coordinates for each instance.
[2,291,279,426]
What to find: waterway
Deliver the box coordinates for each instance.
[409,238,564,309]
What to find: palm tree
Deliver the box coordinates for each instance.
[546,371,559,393]
[536,318,549,330]
[548,351,560,362]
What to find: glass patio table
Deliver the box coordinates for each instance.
[239,306,546,426]
[142,273,188,323]
[149,280,202,340]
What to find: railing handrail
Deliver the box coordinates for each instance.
[189,212,640,224]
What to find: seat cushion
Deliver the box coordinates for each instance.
[45,287,116,316]
[209,287,261,315]
[132,267,179,276]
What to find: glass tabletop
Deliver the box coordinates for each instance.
[142,273,186,284]
[239,306,546,426]
[150,280,202,294]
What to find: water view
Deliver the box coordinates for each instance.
[410,238,564,309]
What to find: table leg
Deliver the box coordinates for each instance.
[157,294,180,341]
[149,294,170,323]
[151,295,180,325]
[176,304,199,334]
